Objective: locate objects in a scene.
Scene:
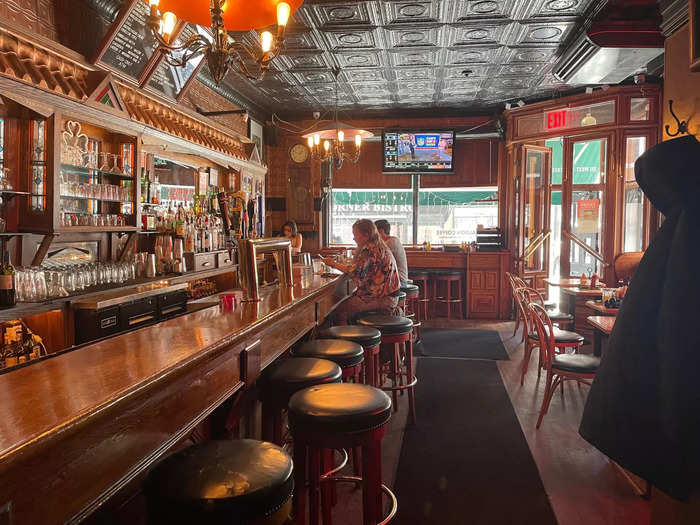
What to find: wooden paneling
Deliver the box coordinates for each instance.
[421,139,500,188]
[467,251,511,319]
[664,25,700,137]
[406,251,468,269]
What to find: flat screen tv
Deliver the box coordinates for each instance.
[382,131,455,173]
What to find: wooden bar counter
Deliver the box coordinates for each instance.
[0,273,350,524]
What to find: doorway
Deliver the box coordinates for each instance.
[546,135,610,292]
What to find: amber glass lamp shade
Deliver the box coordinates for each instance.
[146,0,303,30]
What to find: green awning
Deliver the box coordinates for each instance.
[418,191,495,205]
[332,191,412,206]
[546,138,602,185]
[332,190,496,206]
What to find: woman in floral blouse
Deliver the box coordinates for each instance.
[322,219,400,324]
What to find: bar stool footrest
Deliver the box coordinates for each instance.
[380,375,418,392]
[321,475,397,525]
[320,448,349,479]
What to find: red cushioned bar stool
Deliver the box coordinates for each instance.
[356,314,417,425]
[431,270,464,319]
[289,383,397,525]
[260,357,343,446]
[292,339,365,383]
[318,326,382,387]
[144,439,294,525]
[408,270,430,321]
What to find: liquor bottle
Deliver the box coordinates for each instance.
[140,168,146,203]
[0,252,16,308]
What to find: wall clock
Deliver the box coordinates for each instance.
[289,143,309,163]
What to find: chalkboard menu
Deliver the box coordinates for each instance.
[148,24,204,99]
[100,1,160,80]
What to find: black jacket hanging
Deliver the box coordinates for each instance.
[579,135,700,500]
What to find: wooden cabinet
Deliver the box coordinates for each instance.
[467,251,511,319]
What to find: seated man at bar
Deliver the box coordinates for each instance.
[375,219,408,286]
[322,219,400,324]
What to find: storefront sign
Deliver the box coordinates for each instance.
[577,199,600,234]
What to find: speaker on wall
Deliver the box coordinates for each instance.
[266,197,286,211]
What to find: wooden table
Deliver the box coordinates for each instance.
[556,287,603,341]
[585,300,619,316]
[0,274,351,524]
[587,315,616,356]
[544,278,606,288]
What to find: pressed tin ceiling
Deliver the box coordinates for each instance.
[221,0,605,117]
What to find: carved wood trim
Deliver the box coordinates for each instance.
[0,29,89,100]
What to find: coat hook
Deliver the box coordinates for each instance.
[665,100,689,137]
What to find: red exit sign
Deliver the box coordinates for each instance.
[546,109,568,130]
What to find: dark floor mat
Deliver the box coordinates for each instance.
[418,329,509,360]
[393,358,557,525]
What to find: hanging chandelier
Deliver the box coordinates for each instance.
[145,0,302,84]
[302,69,373,170]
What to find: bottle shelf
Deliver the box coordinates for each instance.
[60,163,134,181]
[60,195,130,204]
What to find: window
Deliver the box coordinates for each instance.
[30,119,47,212]
[330,189,413,245]
[623,136,647,251]
[630,98,651,121]
[417,188,497,244]
[329,185,498,245]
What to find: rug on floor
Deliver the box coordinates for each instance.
[393,358,557,525]
[417,329,509,360]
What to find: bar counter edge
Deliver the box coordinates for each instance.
[0,273,351,524]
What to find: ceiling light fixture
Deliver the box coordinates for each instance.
[144,0,302,84]
[302,69,373,170]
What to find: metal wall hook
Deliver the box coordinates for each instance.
[665,100,690,137]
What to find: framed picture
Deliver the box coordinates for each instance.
[248,118,264,160]
[691,0,700,72]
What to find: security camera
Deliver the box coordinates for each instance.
[313,111,321,119]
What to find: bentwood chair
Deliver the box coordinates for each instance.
[516,288,584,386]
[507,273,558,339]
[529,303,600,429]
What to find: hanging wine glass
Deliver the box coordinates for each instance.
[99,152,111,171]
[111,154,123,175]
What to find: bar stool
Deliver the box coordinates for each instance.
[292,339,364,383]
[289,383,397,525]
[318,326,382,387]
[432,270,464,319]
[260,357,343,446]
[393,290,406,312]
[144,439,293,524]
[408,270,430,321]
[356,314,416,425]
[400,283,421,342]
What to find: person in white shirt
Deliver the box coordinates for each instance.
[374,220,408,286]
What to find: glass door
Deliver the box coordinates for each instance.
[516,144,552,293]
[557,135,610,280]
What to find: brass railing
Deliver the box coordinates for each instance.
[563,230,610,267]
[520,230,551,261]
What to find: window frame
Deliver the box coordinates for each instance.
[327,177,499,247]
